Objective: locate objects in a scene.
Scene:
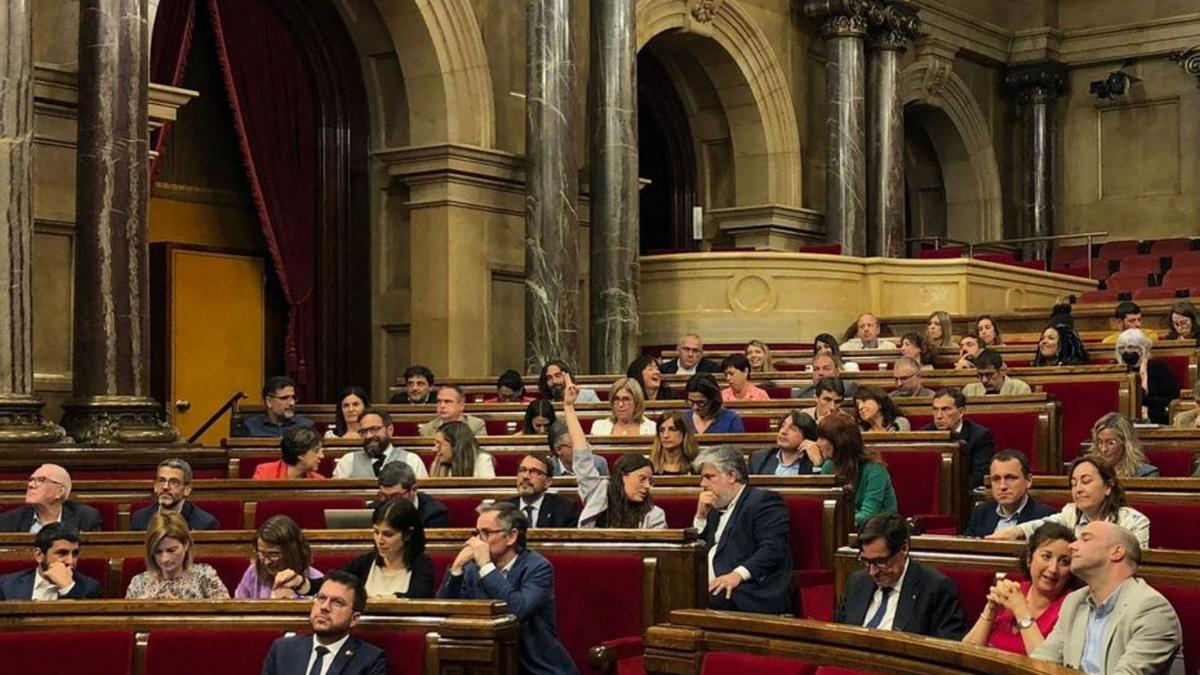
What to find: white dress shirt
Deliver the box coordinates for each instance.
[518,494,547,527]
[31,570,75,600]
[861,558,910,630]
[693,485,752,583]
[305,633,351,675]
[478,554,519,579]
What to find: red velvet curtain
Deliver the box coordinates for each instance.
[149,0,197,180]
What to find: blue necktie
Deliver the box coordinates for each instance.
[864,587,892,629]
[308,646,329,675]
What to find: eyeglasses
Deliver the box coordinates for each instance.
[1098,438,1122,448]
[612,395,635,404]
[856,551,897,569]
[359,424,386,435]
[516,466,547,477]
[155,477,185,488]
[470,528,512,539]
[892,372,915,384]
[687,398,706,407]
[27,476,63,487]
[255,549,283,561]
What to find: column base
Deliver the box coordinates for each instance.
[0,394,70,444]
[59,396,181,445]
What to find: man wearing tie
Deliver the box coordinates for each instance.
[260,569,387,675]
[501,453,581,528]
[835,512,966,639]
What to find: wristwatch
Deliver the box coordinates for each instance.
[1016,616,1034,630]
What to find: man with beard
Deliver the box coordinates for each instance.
[333,409,429,479]
[0,523,102,600]
[537,360,600,403]
[236,376,314,437]
[501,453,581,527]
[130,459,220,530]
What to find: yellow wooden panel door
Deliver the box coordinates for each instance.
[170,249,265,446]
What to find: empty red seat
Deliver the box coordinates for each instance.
[485,419,518,435]
[1162,267,1200,290]
[1152,238,1195,256]
[1105,271,1153,291]
[1135,502,1200,550]
[741,415,773,433]
[1117,255,1164,275]
[702,652,817,675]
[1052,244,1090,270]
[1098,240,1142,259]
[0,630,133,674]
[491,451,523,475]
[1133,287,1180,301]
[1144,450,1195,477]
[145,630,281,675]
[932,566,995,625]
[130,499,244,530]
[1041,380,1121,462]
[255,497,366,528]
[356,630,429,674]
[877,451,951,531]
[1158,585,1200,675]
[1170,249,1200,268]
[437,495,488,527]
[548,553,645,671]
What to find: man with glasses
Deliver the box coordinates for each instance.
[921,388,996,489]
[887,357,934,399]
[0,464,101,533]
[131,459,219,531]
[419,385,487,436]
[835,512,965,639]
[333,409,429,479]
[370,461,449,528]
[962,349,1031,397]
[438,502,577,674]
[501,453,581,527]
[660,333,721,375]
[236,375,314,437]
[545,420,609,477]
[261,570,387,675]
[0,523,102,600]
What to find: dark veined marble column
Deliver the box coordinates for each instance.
[525,0,580,372]
[587,0,639,375]
[806,0,872,257]
[64,0,178,444]
[1006,62,1067,262]
[0,1,67,442]
[867,2,919,258]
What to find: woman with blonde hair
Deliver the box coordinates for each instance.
[927,311,954,348]
[589,378,655,436]
[744,340,773,373]
[430,421,495,477]
[126,511,229,599]
[1087,412,1159,477]
[649,411,699,475]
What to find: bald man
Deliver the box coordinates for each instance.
[839,313,897,351]
[1032,521,1183,674]
[0,464,102,533]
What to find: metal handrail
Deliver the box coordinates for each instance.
[968,231,1108,278]
[187,391,246,444]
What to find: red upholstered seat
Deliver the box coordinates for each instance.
[312,553,357,571]
[1117,255,1165,275]
[0,630,133,674]
[492,452,523,476]
[438,495,487,527]
[654,494,702,529]
[591,636,646,675]
[1133,287,1181,301]
[255,498,366,528]
[485,419,518,435]
[1151,238,1194,256]
[130,499,244,530]
[1040,380,1120,462]
[908,410,1036,471]
[357,630,428,674]
[391,421,420,436]
[546,553,644,671]
[1134,503,1200,550]
[1158,585,1200,675]
[120,556,247,596]
[1170,249,1200,268]
[932,566,995,625]
[741,415,772,433]
[1052,244,1090,270]
[1105,270,1153,291]
[145,629,281,675]
[1162,267,1200,290]
[794,569,835,621]
[1153,354,1190,393]
[236,455,274,479]
[1145,450,1196,477]
[1098,239,1141,259]
[878,451,943,521]
[90,501,118,530]
[702,652,817,674]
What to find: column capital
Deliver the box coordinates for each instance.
[1170,46,1200,89]
[805,0,875,39]
[871,1,921,51]
[1005,61,1068,104]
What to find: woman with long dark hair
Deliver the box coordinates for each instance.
[327,386,370,439]
[341,498,435,598]
[626,354,676,401]
[817,414,897,526]
[683,373,744,434]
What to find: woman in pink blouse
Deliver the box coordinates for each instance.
[720,354,770,402]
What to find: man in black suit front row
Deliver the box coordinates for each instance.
[0,523,102,600]
[502,453,582,527]
[836,512,966,639]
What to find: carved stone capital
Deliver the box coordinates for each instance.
[1005,61,1068,104]
[871,1,921,51]
[60,396,181,446]
[805,0,873,40]
[1171,46,1200,89]
[0,395,69,444]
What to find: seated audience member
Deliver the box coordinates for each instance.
[1164,300,1199,341]
[538,359,600,402]
[370,462,449,528]
[126,511,229,599]
[429,421,495,478]
[1031,323,1090,367]
[990,455,1150,548]
[1031,521,1183,674]
[326,386,369,439]
[131,459,219,531]
[649,411,699,475]
[693,446,793,614]
[818,414,897,526]
[1115,328,1179,424]
[590,378,656,435]
[626,354,676,401]
[484,369,537,403]
[927,310,954,348]
[388,364,435,404]
[333,409,429,479]
[0,523,101,600]
[545,420,608,477]
[563,379,666,529]
[252,427,327,480]
[521,399,557,435]
[839,312,897,351]
[235,515,321,599]
[260,570,387,675]
[792,353,859,398]
[1172,387,1200,428]
[802,377,846,422]
[420,385,488,436]
[964,450,1057,538]
[744,339,773,373]
[0,464,101,533]
[963,349,1032,397]
[342,498,435,598]
[1102,301,1160,345]
[899,331,938,370]
[501,453,581,527]
[684,373,745,434]
[812,333,860,372]
[660,332,721,374]
[963,522,1075,655]
[235,375,314,437]
[888,357,934,398]
[749,411,823,475]
[922,388,996,489]
[721,354,770,401]
[976,315,1003,347]
[1088,412,1159,477]
[954,333,983,370]
[836,512,966,639]
[854,386,911,432]
[437,502,578,675]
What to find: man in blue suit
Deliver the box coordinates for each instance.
[261,569,387,675]
[693,446,793,615]
[437,501,577,674]
[964,449,1057,537]
[0,523,102,600]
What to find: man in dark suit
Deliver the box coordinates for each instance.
[438,502,577,674]
[0,523,102,600]
[693,446,793,614]
[965,450,1057,537]
[130,459,220,531]
[922,388,996,489]
[370,462,449,528]
[748,411,822,475]
[235,375,314,437]
[659,333,721,375]
[790,357,858,398]
[501,453,581,528]
[261,569,387,675]
[836,512,966,639]
[0,464,102,533]
[388,364,436,404]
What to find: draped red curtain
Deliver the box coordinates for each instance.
[148,0,197,180]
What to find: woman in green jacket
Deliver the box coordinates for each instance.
[817,413,898,526]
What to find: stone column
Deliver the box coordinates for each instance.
[866,2,919,258]
[1006,62,1066,262]
[587,0,638,375]
[63,0,178,444]
[525,0,579,372]
[805,0,872,257]
[0,1,68,442]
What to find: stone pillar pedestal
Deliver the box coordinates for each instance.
[1005,62,1066,262]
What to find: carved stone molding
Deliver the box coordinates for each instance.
[59,396,180,446]
[805,0,874,40]
[686,0,723,24]
[0,395,69,445]
[1171,46,1200,89]
[871,1,921,51]
[1005,61,1068,105]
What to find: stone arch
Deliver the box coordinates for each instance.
[636,0,802,207]
[901,57,1003,242]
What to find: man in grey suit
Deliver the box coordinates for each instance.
[1032,521,1183,674]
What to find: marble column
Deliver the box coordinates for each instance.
[867,2,919,258]
[63,0,178,444]
[525,0,579,372]
[1006,63,1066,262]
[806,0,871,257]
[0,1,67,442]
[587,0,638,375]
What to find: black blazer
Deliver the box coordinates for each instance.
[1144,358,1180,425]
[261,633,386,675]
[501,493,581,528]
[366,493,450,530]
[0,567,103,600]
[130,501,220,531]
[699,486,793,615]
[341,551,436,598]
[659,358,721,375]
[964,497,1058,538]
[0,501,103,533]
[836,558,966,640]
[387,391,434,404]
[747,448,817,475]
[922,418,995,489]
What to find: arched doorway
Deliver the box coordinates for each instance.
[638,49,697,254]
[904,106,949,252]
